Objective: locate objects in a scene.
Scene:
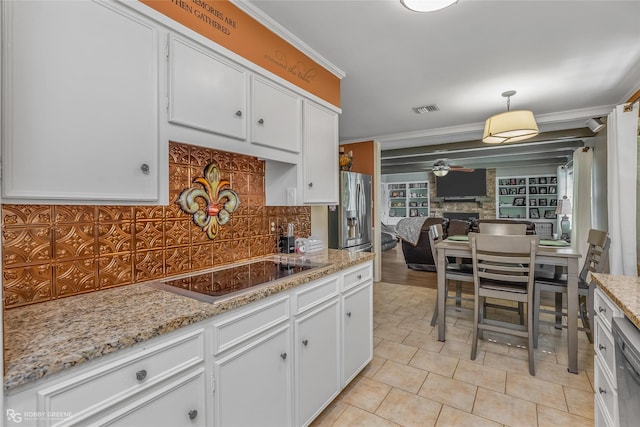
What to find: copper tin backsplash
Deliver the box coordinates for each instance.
[1,142,310,309]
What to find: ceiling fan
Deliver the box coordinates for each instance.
[432,159,474,177]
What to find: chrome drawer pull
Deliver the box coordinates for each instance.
[598,387,606,394]
[235,110,242,117]
[599,344,606,351]
[346,311,352,317]
[280,352,287,360]
[302,339,308,346]
[599,306,606,313]
[188,409,198,420]
[136,369,147,381]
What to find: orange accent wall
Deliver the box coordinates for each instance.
[140,0,340,107]
[341,141,376,223]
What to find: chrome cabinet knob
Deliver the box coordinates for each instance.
[280,352,287,360]
[258,118,264,125]
[188,409,198,420]
[598,306,606,313]
[302,339,308,346]
[599,387,606,394]
[599,344,606,351]
[140,163,150,174]
[235,110,242,117]
[308,182,313,188]
[357,274,362,279]
[346,311,352,317]
[136,369,147,381]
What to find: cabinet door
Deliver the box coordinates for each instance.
[2,1,160,203]
[295,298,341,426]
[251,77,302,153]
[214,325,292,427]
[342,281,373,385]
[302,101,339,204]
[89,368,206,427]
[168,35,247,140]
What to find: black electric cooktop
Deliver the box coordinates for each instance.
[149,258,328,303]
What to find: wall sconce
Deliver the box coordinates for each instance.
[585,118,606,133]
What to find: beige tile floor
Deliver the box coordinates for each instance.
[312,281,595,427]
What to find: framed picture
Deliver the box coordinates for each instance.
[529,186,537,194]
[500,188,508,195]
[518,186,526,194]
[544,209,557,219]
[513,197,525,206]
[539,177,548,184]
[518,178,526,185]
[550,199,557,207]
[529,208,540,219]
[550,177,557,184]
[539,186,547,194]
[530,199,537,206]
[549,186,556,194]
[509,188,517,195]
[539,198,548,206]
[510,178,517,185]
[529,177,537,184]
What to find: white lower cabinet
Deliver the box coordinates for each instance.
[213,325,292,427]
[594,287,624,427]
[294,297,341,426]
[342,281,374,385]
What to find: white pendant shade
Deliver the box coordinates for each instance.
[482,110,539,144]
[400,0,458,12]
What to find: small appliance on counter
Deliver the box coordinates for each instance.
[279,223,296,254]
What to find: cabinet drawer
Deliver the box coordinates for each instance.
[212,295,289,355]
[342,263,372,291]
[594,357,618,426]
[595,393,614,427]
[594,288,623,331]
[37,328,204,419]
[86,368,206,427]
[595,318,616,387]
[292,275,339,315]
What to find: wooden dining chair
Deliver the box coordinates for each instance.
[428,223,474,326]
[478,221,528,324]
[469,232,539,375]
[533,229,610,346]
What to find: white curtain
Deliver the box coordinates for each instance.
[607,102,639,276]
[571,148,593,270]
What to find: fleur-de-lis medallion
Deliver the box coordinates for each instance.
[177,162,240,239]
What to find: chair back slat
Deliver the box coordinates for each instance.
[479,222,527,235]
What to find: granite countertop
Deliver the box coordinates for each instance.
[591,273,640,329]
[3,249,375,392]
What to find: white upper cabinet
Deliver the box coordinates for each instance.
[168,34,247,140]
[302,100,339,204]
[2,0,162,204]
[251,76,302,154]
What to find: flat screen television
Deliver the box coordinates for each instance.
[436,169,487,198]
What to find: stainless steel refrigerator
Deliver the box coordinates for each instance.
[328,171,372,252]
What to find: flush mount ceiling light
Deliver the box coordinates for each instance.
[482,90,539,144]
[400,0,458,12]
[585,117,606,133]
[432,159,450,177]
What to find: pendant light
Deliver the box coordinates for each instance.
[482,90,539,144]
[400,0,458,13]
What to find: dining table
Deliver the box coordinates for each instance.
[434,236,582,374]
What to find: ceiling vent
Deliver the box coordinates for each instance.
[413,104,440,114]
